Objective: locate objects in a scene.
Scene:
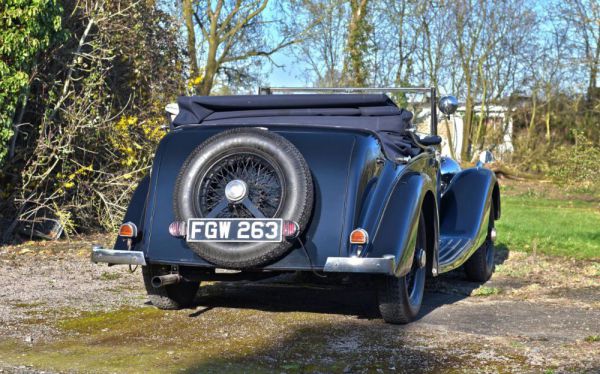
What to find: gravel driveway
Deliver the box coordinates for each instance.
[1,234,598,373]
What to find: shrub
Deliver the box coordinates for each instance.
[548,131,600,191]
[2,0,185,236]
[0,0,63,165]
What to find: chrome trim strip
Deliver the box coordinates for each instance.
[91,246,147,266]
[259,87,433,94]
[323,256,395,275]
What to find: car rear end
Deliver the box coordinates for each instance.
[129,124,383,270]
[91,93,422,314]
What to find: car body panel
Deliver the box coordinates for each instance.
[138,126,390,270]
[107,112,498,277]
[114,176,149,251]
[353,153,439,276]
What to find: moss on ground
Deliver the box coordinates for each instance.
[472,286,501,296]
[0,305,541,373]
[99,271,121,281]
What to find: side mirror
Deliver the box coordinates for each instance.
[438,95,458,116]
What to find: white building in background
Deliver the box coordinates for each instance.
[456,105,514,160]
[414,104,514,161]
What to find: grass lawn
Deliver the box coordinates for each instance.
[496,192,600,260]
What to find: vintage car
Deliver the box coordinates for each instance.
[92,87,500,324]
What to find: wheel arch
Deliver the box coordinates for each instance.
[368,167,437,277]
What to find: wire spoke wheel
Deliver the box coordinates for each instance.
[197,153,284,218]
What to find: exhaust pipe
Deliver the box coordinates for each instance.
[151,274,182,288]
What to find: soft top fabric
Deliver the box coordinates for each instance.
[174,94,397,125]
[172,94,421,159]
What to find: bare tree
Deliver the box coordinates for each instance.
[284,0,377,87]
[284,0,347,86]
[371,1,421,86]
[181,0,299,95]
[559,0,599,103]
[552,0,600,142]
[448,0,535,160]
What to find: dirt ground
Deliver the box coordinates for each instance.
[0,234,599,373]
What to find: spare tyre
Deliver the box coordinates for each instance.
[173,127,313,269]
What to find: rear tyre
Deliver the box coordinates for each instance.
[142,266,199,310]
[378,212,427,324]
[464,206,496,282]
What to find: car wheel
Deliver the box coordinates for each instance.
[173,127,313,269]
[142,265,199,310]
[464,205,496,282]
[378,212,427,324]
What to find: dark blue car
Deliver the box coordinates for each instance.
[92,87,500,324]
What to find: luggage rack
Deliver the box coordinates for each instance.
[258,86,439,135]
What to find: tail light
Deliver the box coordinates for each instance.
[169,221,187,237]
[349,228,368,244]
[119,222,138,238]
[283,220,299,239]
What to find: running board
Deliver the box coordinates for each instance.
[437,236,475,273]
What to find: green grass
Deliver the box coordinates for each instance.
[496,195,600,259]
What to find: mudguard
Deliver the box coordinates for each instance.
[438,167,499,272]
[362,155,438,277]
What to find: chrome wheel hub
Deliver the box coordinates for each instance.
[225,180,248,203]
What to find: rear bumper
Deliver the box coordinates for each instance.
[323,256,395,275]
[91,246,146,266]
[90,246,393,274]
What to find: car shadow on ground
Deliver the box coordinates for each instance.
[181,321,448,373]
[187,245,510,321]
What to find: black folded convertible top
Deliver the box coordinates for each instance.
[173,94,420,159]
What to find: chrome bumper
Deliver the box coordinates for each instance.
[323,256,395,275]
[91,246,146,266]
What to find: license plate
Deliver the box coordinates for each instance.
[186,218,283,242]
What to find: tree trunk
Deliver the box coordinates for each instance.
[199,9,222,96]
[461,80,473,161]
[545,101,551,142]
[527,89,538,147]
[199,30,219,96]
[473,60,487,151]
[182,0,199,86]
[342,0,369,86]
